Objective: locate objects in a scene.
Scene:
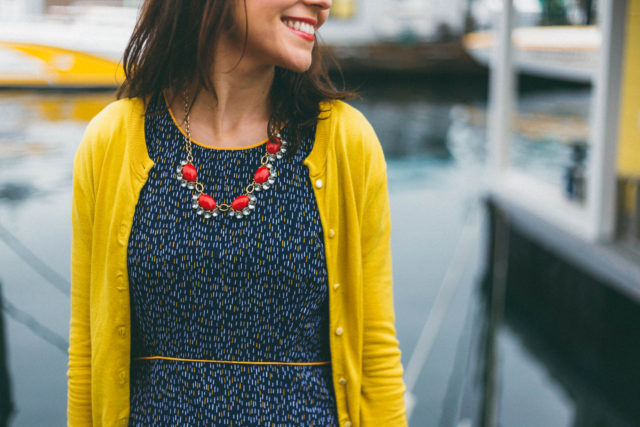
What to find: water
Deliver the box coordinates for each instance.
[0,77,612,427]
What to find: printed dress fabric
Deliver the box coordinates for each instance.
[127,96,339,426]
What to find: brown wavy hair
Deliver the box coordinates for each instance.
[117,0,354,156]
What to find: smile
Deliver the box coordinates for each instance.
[282,17,316,42]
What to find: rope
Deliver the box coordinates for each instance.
[0,222,69,297]
[0,281,68,354]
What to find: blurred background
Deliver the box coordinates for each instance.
[0,0,639,426]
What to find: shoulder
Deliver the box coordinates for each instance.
[73,97,146,184]
[76,97,146,159]
[318,99,386,170]
[81,97,145,145]
[320,99,377,141]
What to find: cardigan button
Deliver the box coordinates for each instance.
[315,179,323,189]
[335,327,344,336]
[333,283,340,291]
[338,377,347,385]
[118,326,126,337]
[118,222,128,243]
[345,422,352,427]
[119,417,127,426]
[328,229,335,238]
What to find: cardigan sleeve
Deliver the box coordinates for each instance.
[358,122,408,426]
[67,120,99,426]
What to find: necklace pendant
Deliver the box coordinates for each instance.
[198,194,216,211]
[231,195,250,211]
[176,161,198,188]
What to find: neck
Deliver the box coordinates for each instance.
[173,36,275,148]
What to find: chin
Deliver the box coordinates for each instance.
[279,56,313,73]
[286,62,312,73]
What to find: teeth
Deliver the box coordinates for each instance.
[285,20,315,36]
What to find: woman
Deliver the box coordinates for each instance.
[67,1,407,425]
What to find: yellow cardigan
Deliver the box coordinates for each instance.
[67,97,407,426]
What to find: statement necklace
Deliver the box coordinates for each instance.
[175,93,287,219]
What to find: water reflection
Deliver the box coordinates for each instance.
[453,202,640,427]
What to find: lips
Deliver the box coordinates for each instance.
[282,17,316,41]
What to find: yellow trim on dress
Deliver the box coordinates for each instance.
[133,355,331,366]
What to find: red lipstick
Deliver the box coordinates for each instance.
[281,16,317,42]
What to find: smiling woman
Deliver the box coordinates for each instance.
[67,1,408,426]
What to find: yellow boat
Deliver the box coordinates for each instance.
[0,5,135,88]
[0,42,124,88]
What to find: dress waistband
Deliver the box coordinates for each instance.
[133,355,331,366]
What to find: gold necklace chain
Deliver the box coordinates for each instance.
[175,91,287,219]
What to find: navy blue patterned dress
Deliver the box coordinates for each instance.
[127,96,339,426]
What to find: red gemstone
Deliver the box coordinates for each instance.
[266,137,281,154]
[231,195,250,211]
[198,194,216,211]
[182,163,197,182]
[254,166,270,184]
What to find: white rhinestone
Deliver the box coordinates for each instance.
[276,153,283,160]
[280,147,287,153]
[180,160,187,165]
[176,166,183,173]
[266,163,273,169]
[236,213,243,219]
[212,211,219,217]
[228,210,235,216]
[196,208,204,215]
[192,194,199,200]
[262,184,270,190]
[192,202,199,209]
[177,173,183,180]
[204,212,212,219]
[249,194,257,202]
[248,204,256,210]
[242,208,250,216]
[187,183,195,190]
[268,177,276,185]
[180,181,187,188]
[254,185,262,192]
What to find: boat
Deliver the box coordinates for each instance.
[0,4,135,88]
[463,25,600,83]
